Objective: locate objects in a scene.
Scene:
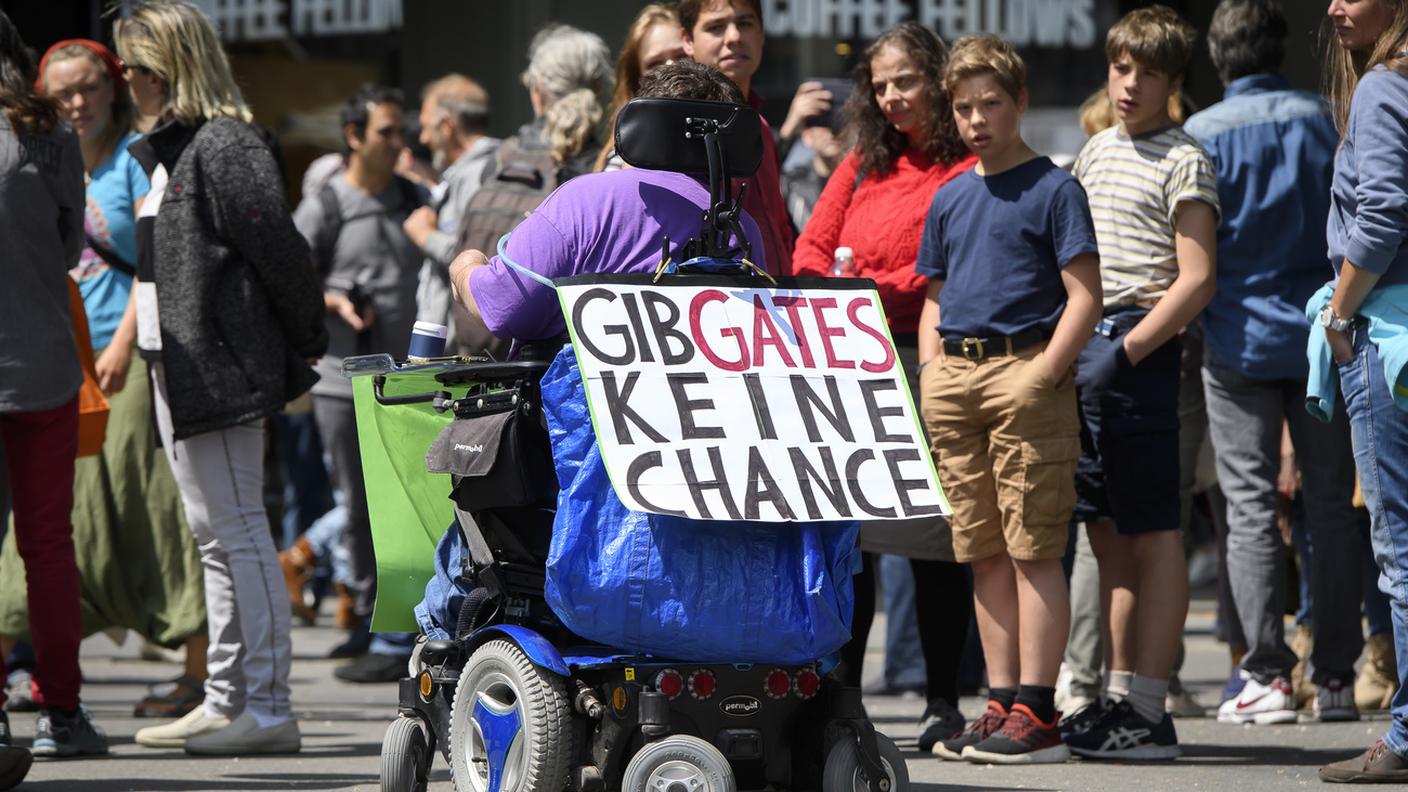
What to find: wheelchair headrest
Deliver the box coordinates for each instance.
[614,97,763,178]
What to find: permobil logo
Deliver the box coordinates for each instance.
[453,443,484,453]
[719,695,761,717]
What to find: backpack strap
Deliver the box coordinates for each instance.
[313,183,342,276]
[84,233,136,278]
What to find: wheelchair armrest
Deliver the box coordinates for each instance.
[434,360,551,387]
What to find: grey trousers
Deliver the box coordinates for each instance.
[312,395,377,620]
[1203,358,1363,684]
[151,363,293,721]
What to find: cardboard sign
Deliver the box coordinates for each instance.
[558,274,950,523]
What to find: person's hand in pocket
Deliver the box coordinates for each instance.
[1080,338,1132,393]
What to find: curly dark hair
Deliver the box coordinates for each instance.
[845,21,966,177]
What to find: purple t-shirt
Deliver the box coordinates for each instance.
[469,168,767,341]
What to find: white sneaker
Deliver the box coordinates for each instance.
[1314,678,1360,722]
[135,708,231,748]
[1217,676,1296,725]
[184,712,300,755]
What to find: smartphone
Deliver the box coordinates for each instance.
[804,77,854,132]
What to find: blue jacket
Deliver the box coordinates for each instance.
[1304,283,1408,421]
[1328,67,1408,288]
[1184,75,1337,380]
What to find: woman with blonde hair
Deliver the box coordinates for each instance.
[114,0,327,755]
[1317,0,1408,782]
[596,3,686,171]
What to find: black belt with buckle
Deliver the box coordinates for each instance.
[941,328,1045,360]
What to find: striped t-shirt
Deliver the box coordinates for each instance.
[1073,125,1220,309]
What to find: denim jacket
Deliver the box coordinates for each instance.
[1184,75,1338,380]
[1304,282,1408,421]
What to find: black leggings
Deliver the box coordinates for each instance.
[838,551,973,704]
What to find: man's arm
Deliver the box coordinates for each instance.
[449,249,492,342]
[1046,253,1102,380]
[1122,200,1217,364]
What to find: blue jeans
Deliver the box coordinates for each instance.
[1339,330,1408,756]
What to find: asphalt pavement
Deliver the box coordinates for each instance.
[7,601,1385,791]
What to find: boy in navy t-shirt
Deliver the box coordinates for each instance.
[916,34,1103,764]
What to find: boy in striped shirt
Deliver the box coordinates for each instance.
[1063,4,1219,761]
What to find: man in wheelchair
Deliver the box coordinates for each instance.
[379,59,905,792]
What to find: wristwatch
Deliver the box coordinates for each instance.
[1318,305,1353,333]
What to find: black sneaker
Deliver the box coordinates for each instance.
[963,703,1070,764]
[917,698,965,753]
[1059,697,1111,739]
[933,700,1007,760]
[1066,700,1180,760]
[1321,740,1408,783]
[31,707,108,757]
[333,652,409,683]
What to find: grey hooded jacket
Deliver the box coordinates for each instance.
[0,116,84,413]
[131,117,327,439]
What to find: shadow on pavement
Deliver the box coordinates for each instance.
[912,777,1058,783]
[1176,743,1357,767]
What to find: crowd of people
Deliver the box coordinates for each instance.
[0,0,1406,787]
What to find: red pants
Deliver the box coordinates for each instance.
[0,398,81,711]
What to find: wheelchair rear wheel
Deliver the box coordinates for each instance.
[822,733,908,792]
[449,639,574,792]
[621,735,736,792]
[381,716,430,792]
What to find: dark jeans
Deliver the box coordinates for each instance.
[0,398,81,711]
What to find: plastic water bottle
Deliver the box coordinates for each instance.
[832,246,855,277]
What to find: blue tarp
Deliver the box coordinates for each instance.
[541,346,859,664]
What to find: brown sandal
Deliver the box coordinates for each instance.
[132,675,205,719]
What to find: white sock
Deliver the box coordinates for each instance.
[1128,675,1169,723]
[1105,670,1133,702]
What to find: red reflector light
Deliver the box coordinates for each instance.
[689,670,717,699]
[765,669,791,699]
[655,669,684,699]
[795,669,820,699]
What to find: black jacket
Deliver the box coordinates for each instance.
[132,117,327,439]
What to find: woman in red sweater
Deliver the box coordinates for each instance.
[794,21,976,753]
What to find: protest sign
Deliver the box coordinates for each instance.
[557,274,950,523]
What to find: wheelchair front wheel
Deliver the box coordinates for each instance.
[381,716,430,792]
[449,639,574,792]
[822,733,908,792]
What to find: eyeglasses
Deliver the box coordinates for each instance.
[119,60,149,75]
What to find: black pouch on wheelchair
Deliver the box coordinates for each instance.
[424,400,556,511]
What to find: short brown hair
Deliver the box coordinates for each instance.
[943,34,1026,100]
[678,0,764,36]
[1106,4,1197,77]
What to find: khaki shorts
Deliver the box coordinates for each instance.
[920,342,1080,562]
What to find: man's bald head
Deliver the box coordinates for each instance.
[420,73,490,167]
